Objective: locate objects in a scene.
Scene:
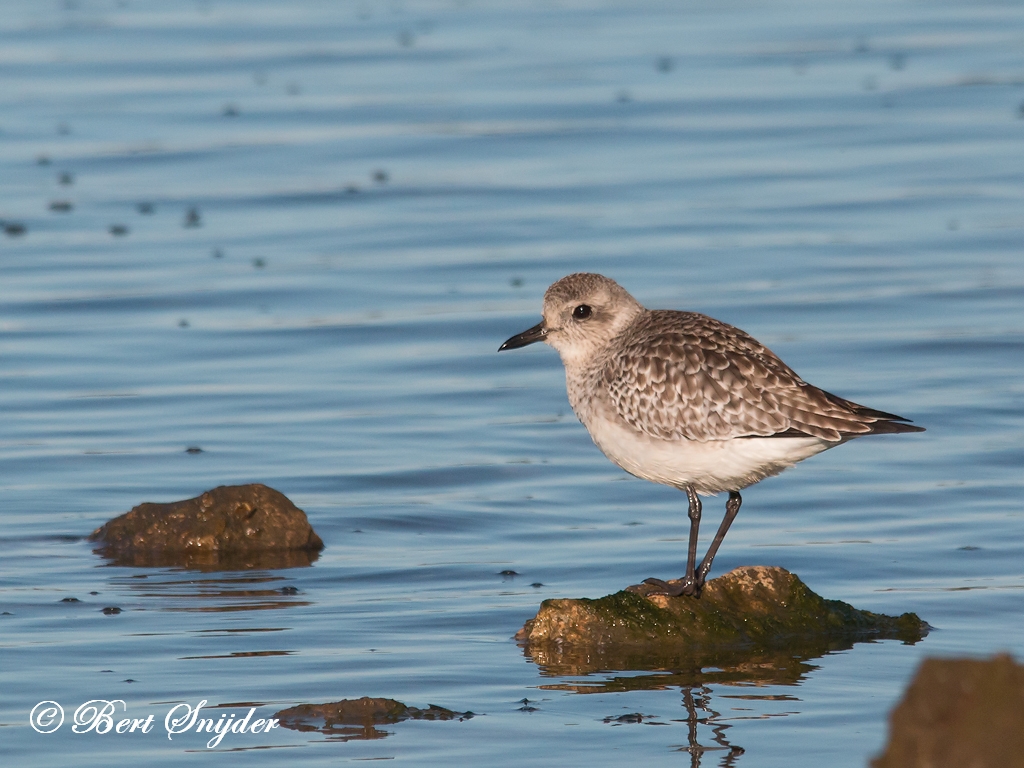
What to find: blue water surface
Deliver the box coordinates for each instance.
[2,1,1023,766]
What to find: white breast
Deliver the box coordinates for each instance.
[578,402,835,495]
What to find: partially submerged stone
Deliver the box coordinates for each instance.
[276,697,473,741]
[872,654,1024,768]
[89,484,323,569]
[518,566,927,677]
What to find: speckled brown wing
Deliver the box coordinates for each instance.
[602,310,915,442]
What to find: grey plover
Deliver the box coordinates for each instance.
[499,273,923,597]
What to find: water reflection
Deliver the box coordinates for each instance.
[92,546,320,571]
[108,570,311,613]
[527,634,907,766]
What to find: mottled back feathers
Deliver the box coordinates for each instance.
[602,310,922,442]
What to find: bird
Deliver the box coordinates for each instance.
[498,273,923,598]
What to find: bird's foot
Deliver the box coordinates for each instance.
[642,577,698,598]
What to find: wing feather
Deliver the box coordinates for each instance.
[602,311,918,442]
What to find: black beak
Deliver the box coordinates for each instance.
[498,321,547,351]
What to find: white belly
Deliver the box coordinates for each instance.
[581,407,835,494]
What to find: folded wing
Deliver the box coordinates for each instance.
[603,311,924,442]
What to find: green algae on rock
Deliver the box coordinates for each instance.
[872,654,1024,768]
[276,697,474,741]
[89,484,324,570]
[517,566,928,663]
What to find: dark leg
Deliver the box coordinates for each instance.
[693,491,742,596]
[644,485,701,597]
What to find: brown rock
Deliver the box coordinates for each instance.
[89,484,323,569]
[872,654,1024,768]
[518,566,927,656]
[275,697,473,741]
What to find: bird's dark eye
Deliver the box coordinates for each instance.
[572,304,592,320]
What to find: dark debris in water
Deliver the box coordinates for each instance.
[604,712,656,725]
[276,697,474,741]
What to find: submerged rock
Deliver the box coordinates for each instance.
[89,484,323,569]
[872,654,1024,768]
[275,697,473,741]
[518,566,927,664]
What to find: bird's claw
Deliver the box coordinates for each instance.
[642,577,699,597]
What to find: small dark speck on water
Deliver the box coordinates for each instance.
[656,56,673,72]
[510,277,524,287]
[185,446,203,454]
[279,586,299,595]
[57,122,71,135]
[211,247,223,258]
[4,222,27,236]
[178,319,189,328]
[252,257,266,268]
[123,679,135,683]
[58,172,74,185]
[100,670,114,674]
[109,224,129,236]
[372,169,389,183]
[36,155,51,165]
[222,103,240,117]
[49,200,73,212]
[137,202,154,214]
[61,597,80,603]
[89,591,99,595]
[499,570,519,576]
[183,207,202,227]
[958,545,981,551]
[102,607,122,615]
[346,185,360,194]
[530,582,543,588]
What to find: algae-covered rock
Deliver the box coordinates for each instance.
[275,697,474,741]
[89,484,323,570]
[872,654,1024,768]
[518,566,927,666]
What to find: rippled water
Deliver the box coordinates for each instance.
[2,0,1023,765]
